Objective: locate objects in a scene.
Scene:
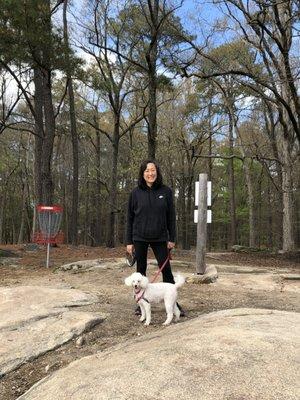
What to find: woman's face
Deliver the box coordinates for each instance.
[143,163,157,187]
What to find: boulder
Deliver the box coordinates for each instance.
[1,311,104,376]
[0,286,99,331]
[56,258,127,273]
[0,248,19,257]
[0,286,106,376]
[186,264,218,284]
[23,244,40,252]
[19,309,300,400]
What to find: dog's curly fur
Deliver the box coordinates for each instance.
[125,272,185,326]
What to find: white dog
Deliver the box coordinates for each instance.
[125,272,185,326]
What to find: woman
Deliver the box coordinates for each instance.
[126,159,184,316]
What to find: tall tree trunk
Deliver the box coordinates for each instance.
[257,168,264,248]
[237,122,256,248]
[0,191,6,243]
[146,0,158,159]
[177,173,185,248]
[18,136,31,244]
[62,176,68,244]
[264,103,283,245]
[0,171,13,243]
[217,83,237,248]
[84,167,89,246]
[94,113,102,245]
[232,102,256,247]
[277,134,295,251]
[68,101,78,245]
[33,67,44,205]
[228,112,237,247]
[267,177,273,248]
[41,68,55,204]
[40,0,56,205]
[243,158,256,247]
[63,0,79,245]
[185,174,193,251]
[276,1,296,252]
[181,177,188,249]
[147,67,157,158]
[106,120,120,248]
[17,179,26,244]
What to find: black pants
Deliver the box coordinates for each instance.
[133,241,175,284]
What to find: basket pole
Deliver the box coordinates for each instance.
[46,212,51,268]
[46,242,50,268]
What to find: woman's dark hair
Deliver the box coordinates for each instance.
[138,159,163,189]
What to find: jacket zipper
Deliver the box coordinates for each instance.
[148,187,152,207]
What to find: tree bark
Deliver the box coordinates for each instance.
[33,67,44,205]
[266,176,273,248]
[243,158,256,247]
[0,191,6,243]
[84,168,89,246]
[177,175,185,248]
[106,118,120,247]
[185,174,193,251]
[228,111,237,247]
[63,0,79,245]
[94,113,102,245]
[41,68,55,204]
[236,123,256,248]
[17,176,26,244]
[40,0,56,205]
[277,134,295,251]
[146,0,159,159]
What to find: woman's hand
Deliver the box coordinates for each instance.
[126,244,134,255]
[167,241,175,250]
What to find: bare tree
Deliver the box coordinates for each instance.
[63,0,79,245]
[79,0,146,246]
[177,0,299,251]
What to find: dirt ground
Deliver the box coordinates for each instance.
[0,244,299,400]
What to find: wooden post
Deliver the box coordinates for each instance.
[196,173,207,274]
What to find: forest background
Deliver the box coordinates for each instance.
[0,0,299,252]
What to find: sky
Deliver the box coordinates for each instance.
[178,0,222,24]
[69,0,227,65]
[72,0,224,37]
[174,0,232,48]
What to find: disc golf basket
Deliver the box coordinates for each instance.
[33,205,64,268]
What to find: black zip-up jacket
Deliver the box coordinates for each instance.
[126,185,176,244]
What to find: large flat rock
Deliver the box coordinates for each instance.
[19,308,300,400]
[0,286,106,376]
[0,286,99,331]
[57,258,127,273]
[1,311,103,376]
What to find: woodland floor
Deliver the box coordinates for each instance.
[0,244,299,400]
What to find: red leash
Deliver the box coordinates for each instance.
[150,250,172,283]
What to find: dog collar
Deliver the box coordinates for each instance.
[134,289,149,303]
[134,288,144,302]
